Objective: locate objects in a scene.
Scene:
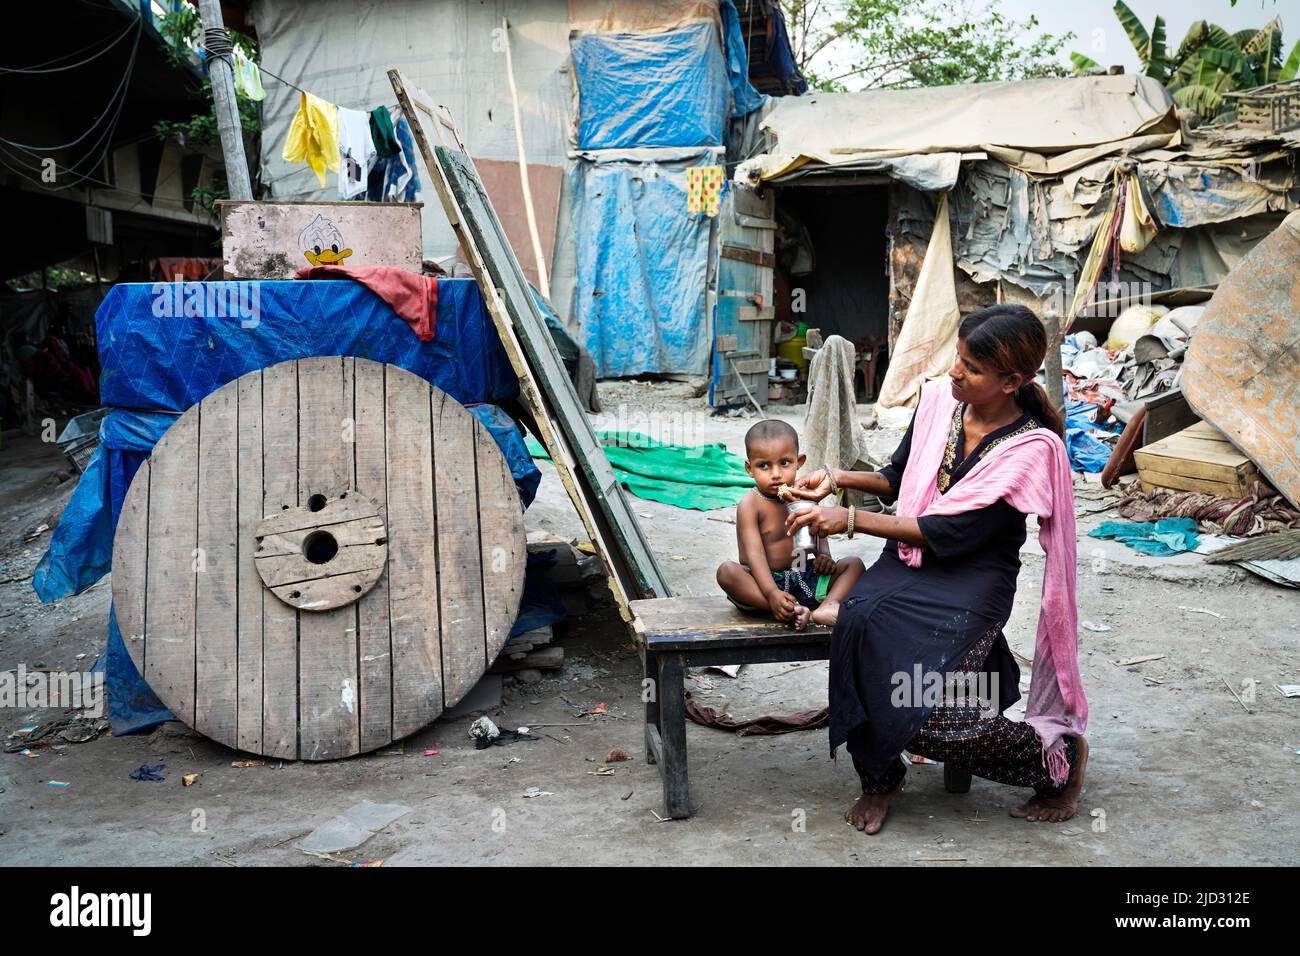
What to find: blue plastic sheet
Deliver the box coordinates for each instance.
[97,278,517,413]
[467,404,541,508]
[1064,398,1120,473]
[571,23,730,148]
[571,156,715,377]
[720,0,767,116]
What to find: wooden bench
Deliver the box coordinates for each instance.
[629,596,972,819]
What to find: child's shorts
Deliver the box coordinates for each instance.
[727,563,831,612]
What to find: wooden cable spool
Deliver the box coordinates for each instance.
[111,357,526,760]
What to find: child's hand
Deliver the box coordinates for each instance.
[812,553,836,575]
[767,590,798,622]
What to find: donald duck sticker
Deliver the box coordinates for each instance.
[298,214,353,267]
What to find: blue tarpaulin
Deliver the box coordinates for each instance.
[571,22,730,149]
[1064,398,1121,473]
[35,279,543,734]
[720,0,768,117]
[98,278,518,412]
[571,156,716,377]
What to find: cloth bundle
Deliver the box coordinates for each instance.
[1118,480,1300,537]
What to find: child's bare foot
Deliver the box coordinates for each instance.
[791,604,812,631]
[1011,736,1089,823]
[810,599,840,627]
[845,779,904,835]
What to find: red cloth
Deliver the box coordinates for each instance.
[294,265,438,340]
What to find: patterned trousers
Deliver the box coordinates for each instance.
[851,626,1077,796]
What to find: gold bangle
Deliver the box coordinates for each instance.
[846,504,856,538]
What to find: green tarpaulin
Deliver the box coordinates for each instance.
[526,430,751,511]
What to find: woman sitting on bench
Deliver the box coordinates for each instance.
[785,304,1088,836]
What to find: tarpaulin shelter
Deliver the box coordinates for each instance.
[729,73,1300,408]
[250,0,802,382]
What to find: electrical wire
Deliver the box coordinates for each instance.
[0,17,137,75]
[0,16,142,152]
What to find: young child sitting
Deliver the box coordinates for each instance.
[716,420,864,629]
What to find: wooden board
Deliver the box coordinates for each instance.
[112,358,526,760]
[1182,209,1300,507]
[388,70,670,616]
[630,597,832,652]
[217,201,424,279]
[1135,421,1260,497]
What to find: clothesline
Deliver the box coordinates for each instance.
[202,31,418,201]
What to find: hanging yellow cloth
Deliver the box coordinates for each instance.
[281,91,339,187]
[687,165,724,217]
[1118,172,1157,253]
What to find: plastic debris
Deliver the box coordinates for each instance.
[182,773,199,786]
[47,780,69,787]
[129,763,166,782]
[469,716,500,744]
[604,748,631,763]
[1081,620,1112,632]
[230,760,266,768]
[522,786,552,798]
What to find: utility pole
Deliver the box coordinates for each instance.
[197,0,252,200]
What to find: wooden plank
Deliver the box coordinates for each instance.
[432,391,487,707]
[218,200,424,279]
[384,367,443,737]
[721,244,775,268]
[235,372,264,753]
[193,380,239,741]
[351,359,393,752]
[142,411,199,725]
[112,460,150,675]
[388,71,668,614]
[630,596,833,647]
[1138,469,1255,497]
[475,422,527,668]
[260,360,299,759]
[295,356,359,760]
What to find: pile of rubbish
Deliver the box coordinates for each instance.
[1049,303,1204,473]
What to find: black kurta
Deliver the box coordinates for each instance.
[831,402,1042,780]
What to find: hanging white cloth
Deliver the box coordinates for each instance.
[337,106,376,200]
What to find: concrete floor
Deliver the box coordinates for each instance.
[1,382,1297,866]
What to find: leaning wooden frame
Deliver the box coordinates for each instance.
[387,69,670,616]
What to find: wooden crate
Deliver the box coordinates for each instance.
[1134,421,1260,497]
[217,200,423,279]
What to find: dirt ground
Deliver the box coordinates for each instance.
[1,382,1297,866]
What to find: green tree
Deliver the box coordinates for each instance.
[153,1,260,208]
[781,0,1074,92]
[1071,2,1300,122]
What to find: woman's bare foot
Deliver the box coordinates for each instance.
[845,780,904,835]
[810,599,840,627]
[1011,736,1089,823]
[792,604,812,631]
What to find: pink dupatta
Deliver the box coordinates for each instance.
[896,379,1087,786]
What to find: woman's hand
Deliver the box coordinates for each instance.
[786,467,833,501]
[785,505,850,538]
